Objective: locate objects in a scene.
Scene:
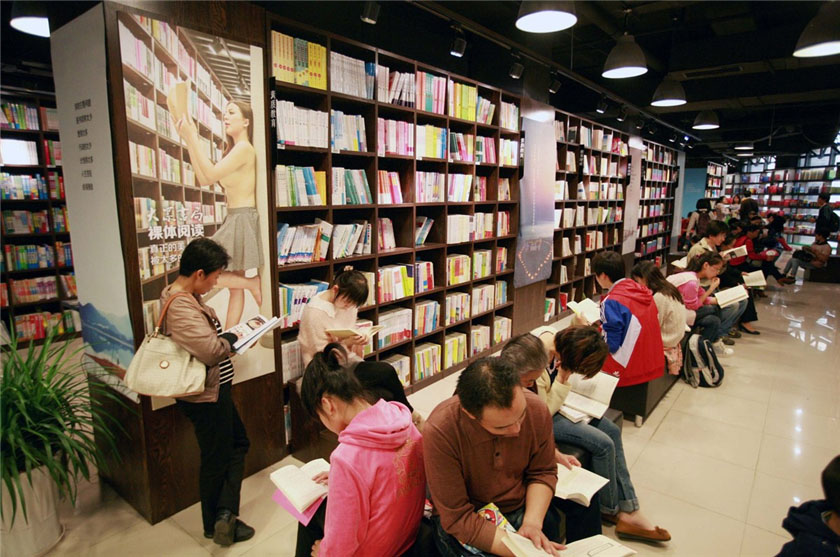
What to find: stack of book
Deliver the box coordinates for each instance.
[474,212,493,239]
[447,214,474,243]
[376,67,415,107]
[377,118,414,156]
[417,125,447,159]
[329,51,374,99]
[415,300,440,335]
[445,291,471,325]
[332,167,373,205]
[473,250,492,279]
[470,325,490,356]
[4,244,54,271]
[377,307,412,349]
[0,173,47,200]
[129,141,156,178]
[447,173,473,202]
[495,280,508,305]
[493,316,512,345]
[331,221,372,259]
[449,132,474,162]
[414,343,441,380]
[447,81,477,121]
[377,217,397,250]
[476,96,496,125]
[500,101,519,131]
[377,171,403,204]
[276,219,332,265]
[415,71,446,113]
[414,260,435,293]
[276,165,327,207]
[415,171,445,202]
[471,283,494,314]
[275,100,328,148]
[2,210,49,234]
[499,138,518,166]
[9,276,58,304]
[330,110,368,152]
[271,32,327,89]
[124,80,155,129]
[377,264,414,303]
[1,102,39,130]
[444,332,468,368]
[475,137,496,164]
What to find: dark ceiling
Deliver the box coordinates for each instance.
[2,1,839,166]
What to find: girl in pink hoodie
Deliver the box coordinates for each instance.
[295,344,425,557]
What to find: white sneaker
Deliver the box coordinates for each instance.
[713,340,734,356]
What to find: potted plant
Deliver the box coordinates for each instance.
[1,330,126,556]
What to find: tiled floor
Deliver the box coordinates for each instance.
[46,280,839,556]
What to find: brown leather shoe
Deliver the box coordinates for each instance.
[615,520,671,543]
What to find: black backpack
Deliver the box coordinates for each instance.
[683,334,724,388]
[829,210,840,233]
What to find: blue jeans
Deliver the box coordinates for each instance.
[718,299,747,335]
[783,258,816,277]
[552,414,639,515]
[693,305,721,343]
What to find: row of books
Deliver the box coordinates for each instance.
[644,167,674,182]
[644,146,675,166]
[376,170,403,204]
[493,316,512,345]
[281,337,304,382]
[275,165,327,207]
[275,100,329,148]
[447,213,491,243]
[585,231,605,251]
[640,185,671,200]
[278,280,329,328]
[638,236,666,255]
[499,101,519,131]
[639,222,665,238]
[1,172,60,200]
[384,354,411,387]
[415,217,434,246]
[640,203,667,218]
[445,291,470,324]
[330,110,368,152]
[8,275,64,304]
[417,125,447,159]
[497,211,511,235]
[499,138,519,166]
[129,141,156,178]
[415,299,440,336]
[475,137,496,165]
[447,173,473,202]
[554,181,624,202]
[377,307,412,349]
[449,132,474,163]
[138,241,184,279]
[3,209,49,234]
[416,171,445,203]
[333,167,373,205]
[0,102,40,131]
[377,68,416,107]
[158,148,181,183]
[444,332,468,368]
[41,139,61,167]
[473,250,492,280]
[447,254,471,286]
[9,309,81,343]
[276,220,332,266]
[377,264,415,303]
[330,51,375,100]
[124,79,155,130]
[332,221,373,259]
[470,325,490,356]
[448,81,478,121]
[271,32,327,90]
[1,138,39,166]
[415,343,441,380]
[472,283,495,315]
[378,118,414,156]
[3,244,59,271]
[414,260,435,294]
[378,217,397,250]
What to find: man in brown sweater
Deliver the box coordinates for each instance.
[424,357,563,556]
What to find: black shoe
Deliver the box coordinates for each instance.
[738,324,760,335]
[234,519,255,543]
[213,509,236,547]
[728,329,742,338]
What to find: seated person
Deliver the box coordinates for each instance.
[765,213,793,252]
[630,262,687,376]
[685,198,712,244]
[687,219,729,262]
[298,268,419,424]
[780,228,832,284]
[501,331,670,544]
[718,234,760,335]
[425,357,588,556]
[729,224,787,285]
[591,251,664,387]
[778,455,840,556]
[295,344,425,557]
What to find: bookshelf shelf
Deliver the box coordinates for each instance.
[634,140,678,266]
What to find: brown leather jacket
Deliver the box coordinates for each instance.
[159,285,232,403]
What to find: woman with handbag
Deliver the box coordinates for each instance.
[161,238,254,547]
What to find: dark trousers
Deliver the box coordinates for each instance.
[177,382,250,534]
[295,501,327,557]
[431,495,601,556]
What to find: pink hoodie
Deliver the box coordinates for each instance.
[319,400,425,557]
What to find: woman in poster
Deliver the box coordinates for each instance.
[177,100,263,328]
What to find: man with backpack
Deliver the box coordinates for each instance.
[815,193,840,239]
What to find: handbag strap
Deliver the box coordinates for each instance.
[154,291,196,335]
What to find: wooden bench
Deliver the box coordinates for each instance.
[807,255,840,283]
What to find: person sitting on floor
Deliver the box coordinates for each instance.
[295,343,425,557]
[501,331,670,544]
[631,261,688,376]
[590,251,665,388]
[777,454,840,556]
[779,228,832,284]
[424,357,570,556]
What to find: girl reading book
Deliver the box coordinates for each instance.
[501,329,671,544]
[631,261,687,375]
[176,100,262,329]
[295,344,425,557]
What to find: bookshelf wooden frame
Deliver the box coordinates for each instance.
[635,139,678,264]
[1,89,80,345]
[705,161,725,199]
[267,15,521,401]
[545,109,630,324]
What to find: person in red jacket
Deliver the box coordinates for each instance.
[728,224,786,284]
[591,251,664,387]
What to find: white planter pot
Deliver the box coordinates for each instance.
[0,467,64,557]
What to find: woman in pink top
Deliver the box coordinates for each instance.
[295,344,425,557]
[666,252,728,350]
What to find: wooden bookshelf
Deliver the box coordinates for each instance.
[635,140,678,265]
[546,110,630,323]
[115,12,233,330]
[267,16,521,401]
[705,161,725,199]
[730,149,839,249]
[1,90,81,345]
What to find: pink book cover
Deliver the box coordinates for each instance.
[272,490,325,527]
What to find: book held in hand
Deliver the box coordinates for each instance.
[555,464,608,506]
[325,324,384,340]
[503,532,636,557]
[713,284,749,309]
[567,298,600,325]
[561,371,619,420]
[269,458,330,522]
[720,245,748,259]
[224,314,282,354]
[741,270,766,288]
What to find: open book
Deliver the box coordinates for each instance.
[555,463,609,506]
[269,458,330,517]
[713,284,749,309]
[225,314,282,353]
[166,81,190,122]
[721,245,748,259]
[561,372,619,420]
[742,270,767,288]
[567,298,600,325]
[671,256,688,269]
[325,324,384,339]
[503,533,635,557]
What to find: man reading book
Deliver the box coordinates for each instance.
[424,357,563,556]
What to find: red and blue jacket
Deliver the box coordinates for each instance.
[600,279,665,387]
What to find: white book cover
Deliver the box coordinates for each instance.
[269,458,330,514]
[715,284,749,308]
[554,464,609,506]
[567,298,600,325]
[562,371,619,419]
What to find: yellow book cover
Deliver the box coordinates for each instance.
[318,44,327,90]
[166,81,190,122]
[314,170,327,204]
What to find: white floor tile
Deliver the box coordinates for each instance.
[745,472,823,538]
[740,524,790,556]
[756,433,839,488]
[671,388,768,432]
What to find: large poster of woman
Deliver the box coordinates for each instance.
[117,12,273,393]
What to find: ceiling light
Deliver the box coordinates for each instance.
[793,2,840,57]
[549,73,562,94]
[450,34,467,58]
[616,107,627,122]
[693,110,720,130]
[651,79,687,107]
[602,34,647,79]
[737,152,754,157]
[669,133,677,143]
[684,135,690,142]
[679,141,686,148]
[509,52,524,79]
[360,1,380,24]
[635,118,644,131]
[647,124,657,135]
[10,1,50,37]
[516,1,577,33]
[734,142,753,150]
[596,96,608,114]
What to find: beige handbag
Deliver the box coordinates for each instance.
[123,292,207,397]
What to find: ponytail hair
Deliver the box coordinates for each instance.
[631,261,683,303]
[554,326,609,379]
[686,251,723,273]
[300,342,366,421]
